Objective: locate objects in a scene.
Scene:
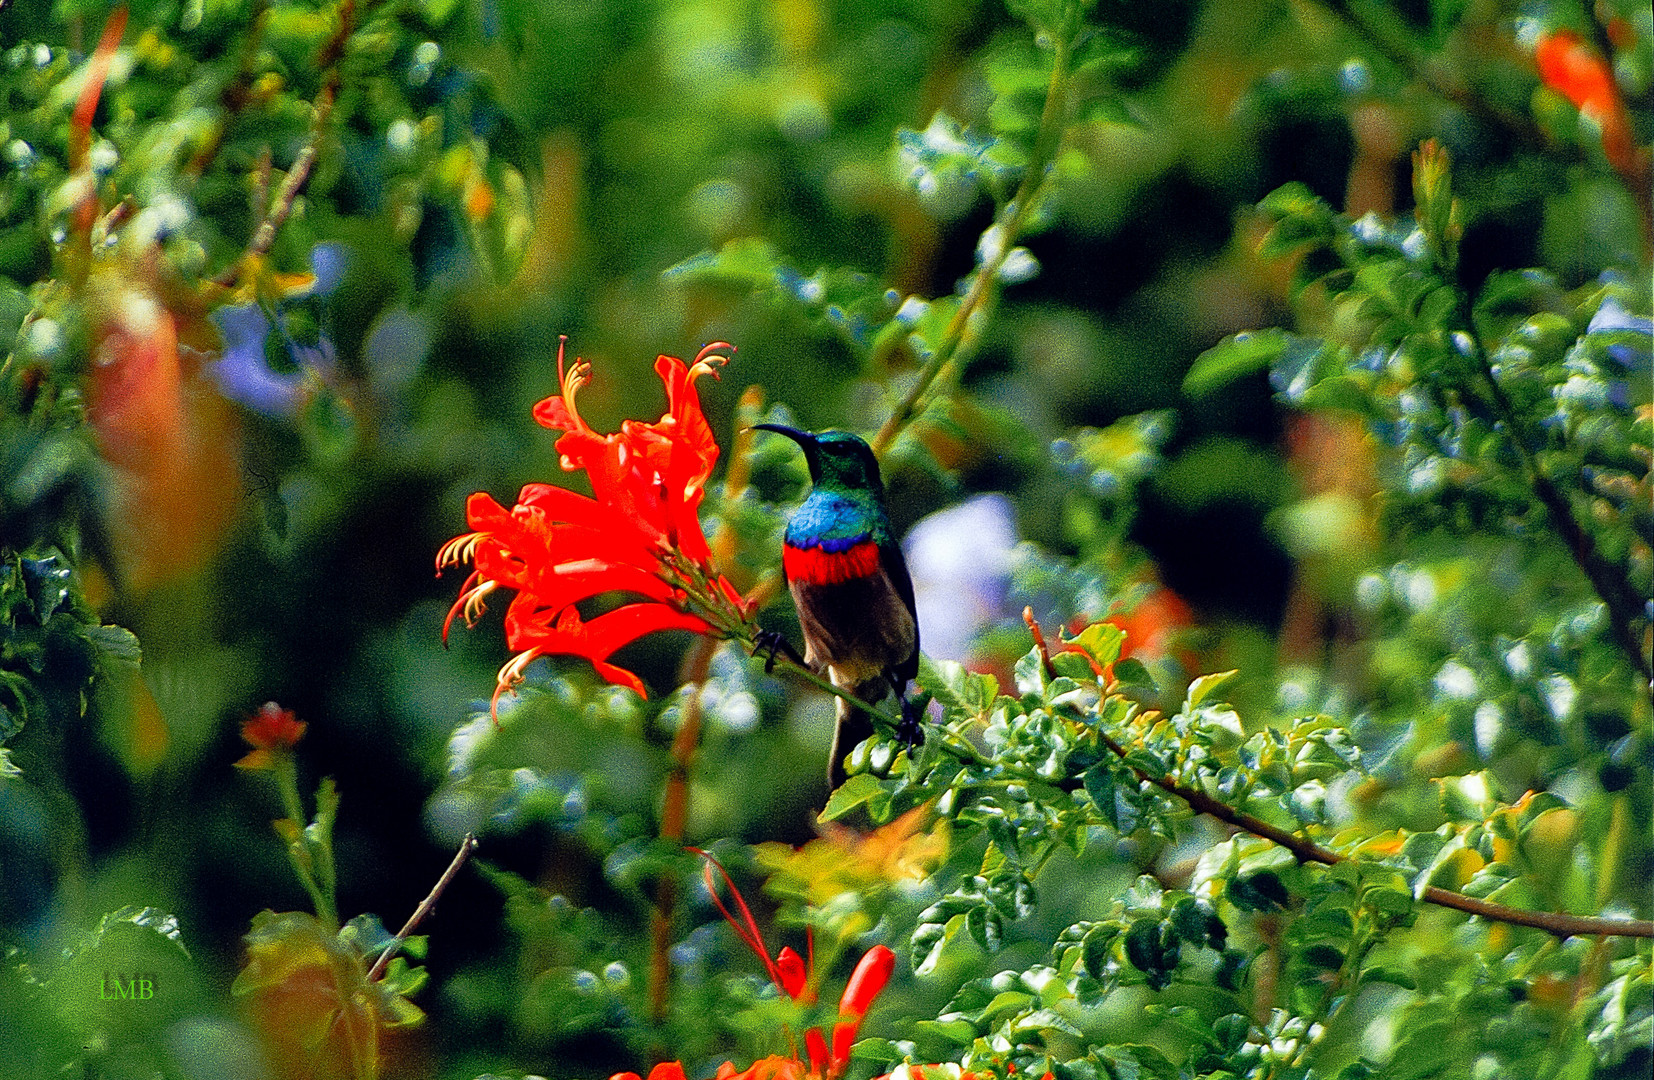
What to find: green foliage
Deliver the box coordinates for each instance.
[0,1,1648,1079]
[0,548,137,769]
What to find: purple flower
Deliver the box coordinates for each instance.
[206,243,348,416]
[903,493,1018,663]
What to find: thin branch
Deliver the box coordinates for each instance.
[366,832,478,983]
[870,30,1074,458]
[744,636,900,729]
[212,0,356,287]
[1466,338,1652,682]
[1019,611,1654,940]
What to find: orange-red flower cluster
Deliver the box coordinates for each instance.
[699,853,896,1077]
[439,342,744,709]
[235,702,307,770]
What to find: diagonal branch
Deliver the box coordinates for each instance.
[870,28,1075,458]
[366,832,478,983]
[1020,609,1654,940]
[212,0,357,287]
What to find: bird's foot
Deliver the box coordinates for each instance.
[751,630,804,674]
[895,693,926,749]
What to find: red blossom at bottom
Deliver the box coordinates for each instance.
[619,858,898,1080]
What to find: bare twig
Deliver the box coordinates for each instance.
[366,832,478,983]
[1466,343,1652,683]
[1018,610,1654,940]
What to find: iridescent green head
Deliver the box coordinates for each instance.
[752,424,885,494]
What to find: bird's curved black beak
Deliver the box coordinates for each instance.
[750,423,821,480]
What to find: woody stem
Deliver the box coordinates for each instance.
[1019,611,1654,940]
[740,636,900,730]
[366,833,478,983]
[649,633,718,1023]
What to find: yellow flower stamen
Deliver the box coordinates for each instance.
[688,340,734,381]
[492,647,543,717]
[458,578,498,626]
[437,531,486,569]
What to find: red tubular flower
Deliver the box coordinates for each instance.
[235,702,307,770]
[610,1065,690,1080]
[439,341,743,710]
[692,852,896,1079]
[831,945,896,1072]
[696,850,817,1004]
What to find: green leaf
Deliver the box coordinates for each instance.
[1184,329,1297,398]
[967,903,1004,952]
[85,624,141,666]
[1363,886,1415,919]
[912,911,967,975]
[80,905,192,961]
[664,236,785,288]
[1382,1019,1460,1080]
[1014,646,1050,697]
[1297,375,1377,417]
[307,776,340,903]
[820,773,884,821]
[1363,966,1417,990]
[1017,1006,1084,1036]
[1212,1012,1251,1053]
[1110,657,1157,689]
[1228,871,1290,912]
[1184,670,1238,710]
[920,654,1002,716]
[1051,650,1097,683]
[1083,765,1143,835]
[1062,622,1124,674]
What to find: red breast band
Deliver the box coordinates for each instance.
[784,539,880,585]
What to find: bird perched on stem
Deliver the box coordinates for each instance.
[753,425,921,787]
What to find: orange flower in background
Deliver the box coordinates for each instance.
[235,702,307,770]
[439,341,745,709]
[1533,28,1639,182]
[1095,585,1197,678]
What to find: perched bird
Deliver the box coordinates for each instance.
[754,425,921,787]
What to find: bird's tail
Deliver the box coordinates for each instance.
[828,683,883,789]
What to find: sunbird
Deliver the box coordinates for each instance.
[753,425,922,786]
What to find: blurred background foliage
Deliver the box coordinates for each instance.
[0,0,1648,1077]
